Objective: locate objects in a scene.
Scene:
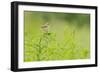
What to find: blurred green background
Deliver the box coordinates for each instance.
[24,11,90,62]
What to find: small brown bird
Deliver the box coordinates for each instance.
[41,22,49,33]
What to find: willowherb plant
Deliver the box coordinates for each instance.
[32,22,55,61]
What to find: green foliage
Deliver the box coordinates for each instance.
[24,11,90,62]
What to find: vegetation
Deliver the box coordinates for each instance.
[24,11,90,62]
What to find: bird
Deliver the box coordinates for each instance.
[41,22,49,33]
